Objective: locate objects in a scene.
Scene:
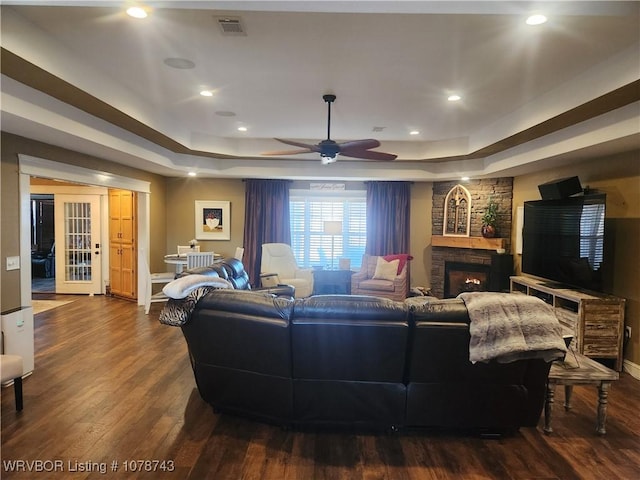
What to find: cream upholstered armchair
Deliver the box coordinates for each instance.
[351,254,411,301]
[260,243,314,298]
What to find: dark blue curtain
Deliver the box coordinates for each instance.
[366,181,411,255]
[243,179,291,287]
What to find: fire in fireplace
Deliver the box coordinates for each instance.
[444,261,491,298]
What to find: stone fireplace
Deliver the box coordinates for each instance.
[431,178,514,299]
[432,247,497,298]
[444,261,491,298]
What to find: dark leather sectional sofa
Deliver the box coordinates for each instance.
[170,259,553,433]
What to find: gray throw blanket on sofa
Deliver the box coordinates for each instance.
[458,292,567,364]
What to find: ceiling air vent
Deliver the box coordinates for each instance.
[215,16,246,36]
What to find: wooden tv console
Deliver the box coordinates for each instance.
[510,276,625,371]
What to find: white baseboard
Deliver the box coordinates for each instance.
[623,359,640,380]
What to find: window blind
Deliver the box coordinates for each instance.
[580,203,605,269]
[290,190,366,268]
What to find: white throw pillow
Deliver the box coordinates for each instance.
[162,274,233,299]
[372,257,400,281]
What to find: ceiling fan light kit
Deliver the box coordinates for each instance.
[263,94,397,164]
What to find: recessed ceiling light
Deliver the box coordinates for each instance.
[409,130,420,135]
[126,7,148,19]
[237,126,247,132]
[188,171,197,177]
[448,94,461,102]
[200,90,213,97]
[163,57,195,69]
[461,176,470,181]
[526,14,547,26]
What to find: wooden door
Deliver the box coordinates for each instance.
[109,243,123,295]
[109,190,135,243]
[54,194,102,294]
[109,190,123,244]
[119,191,135,244]
[120,243,136,296]
[109,189,137,299]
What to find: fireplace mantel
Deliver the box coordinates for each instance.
[431,235,505,250]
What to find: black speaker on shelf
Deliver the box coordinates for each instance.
[489,254,513,292]
[538,176,582,200]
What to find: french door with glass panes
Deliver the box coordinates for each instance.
[54,194,102,294]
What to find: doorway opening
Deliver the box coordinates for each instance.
[30,194,55,293]
[19,155,151,309]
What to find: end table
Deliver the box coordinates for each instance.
[312,269,354,295]
[544,350,619,436]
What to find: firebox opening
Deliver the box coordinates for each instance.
[444,261,491,298]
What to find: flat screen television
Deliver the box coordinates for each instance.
[522,194,606,291]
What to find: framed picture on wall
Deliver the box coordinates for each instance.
[195,201,230,240]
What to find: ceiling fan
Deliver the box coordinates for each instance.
[262,94,397,164]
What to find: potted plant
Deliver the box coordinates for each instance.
[481,198,498,238]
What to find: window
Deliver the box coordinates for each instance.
[580,202,605,269]
[290,190,366,269]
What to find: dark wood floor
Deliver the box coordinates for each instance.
[2,294,640,479]
[31,276,55,293]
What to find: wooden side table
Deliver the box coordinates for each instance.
[544,350,619,435]
[312,269,353,295]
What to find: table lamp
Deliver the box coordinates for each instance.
[323,220,342,270]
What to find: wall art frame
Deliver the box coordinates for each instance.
[195,200,230,240]
[443,184,471,237]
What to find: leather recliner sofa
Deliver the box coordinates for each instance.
[174,285,555,432]
[178,257,295,297]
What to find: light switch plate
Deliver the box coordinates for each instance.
[6,256,20,271]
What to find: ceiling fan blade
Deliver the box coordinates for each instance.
[265,97,395,162]
[339,139,381,151]
[273,138,319,151]
[262,148,314,156]
[339,148,398,161]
